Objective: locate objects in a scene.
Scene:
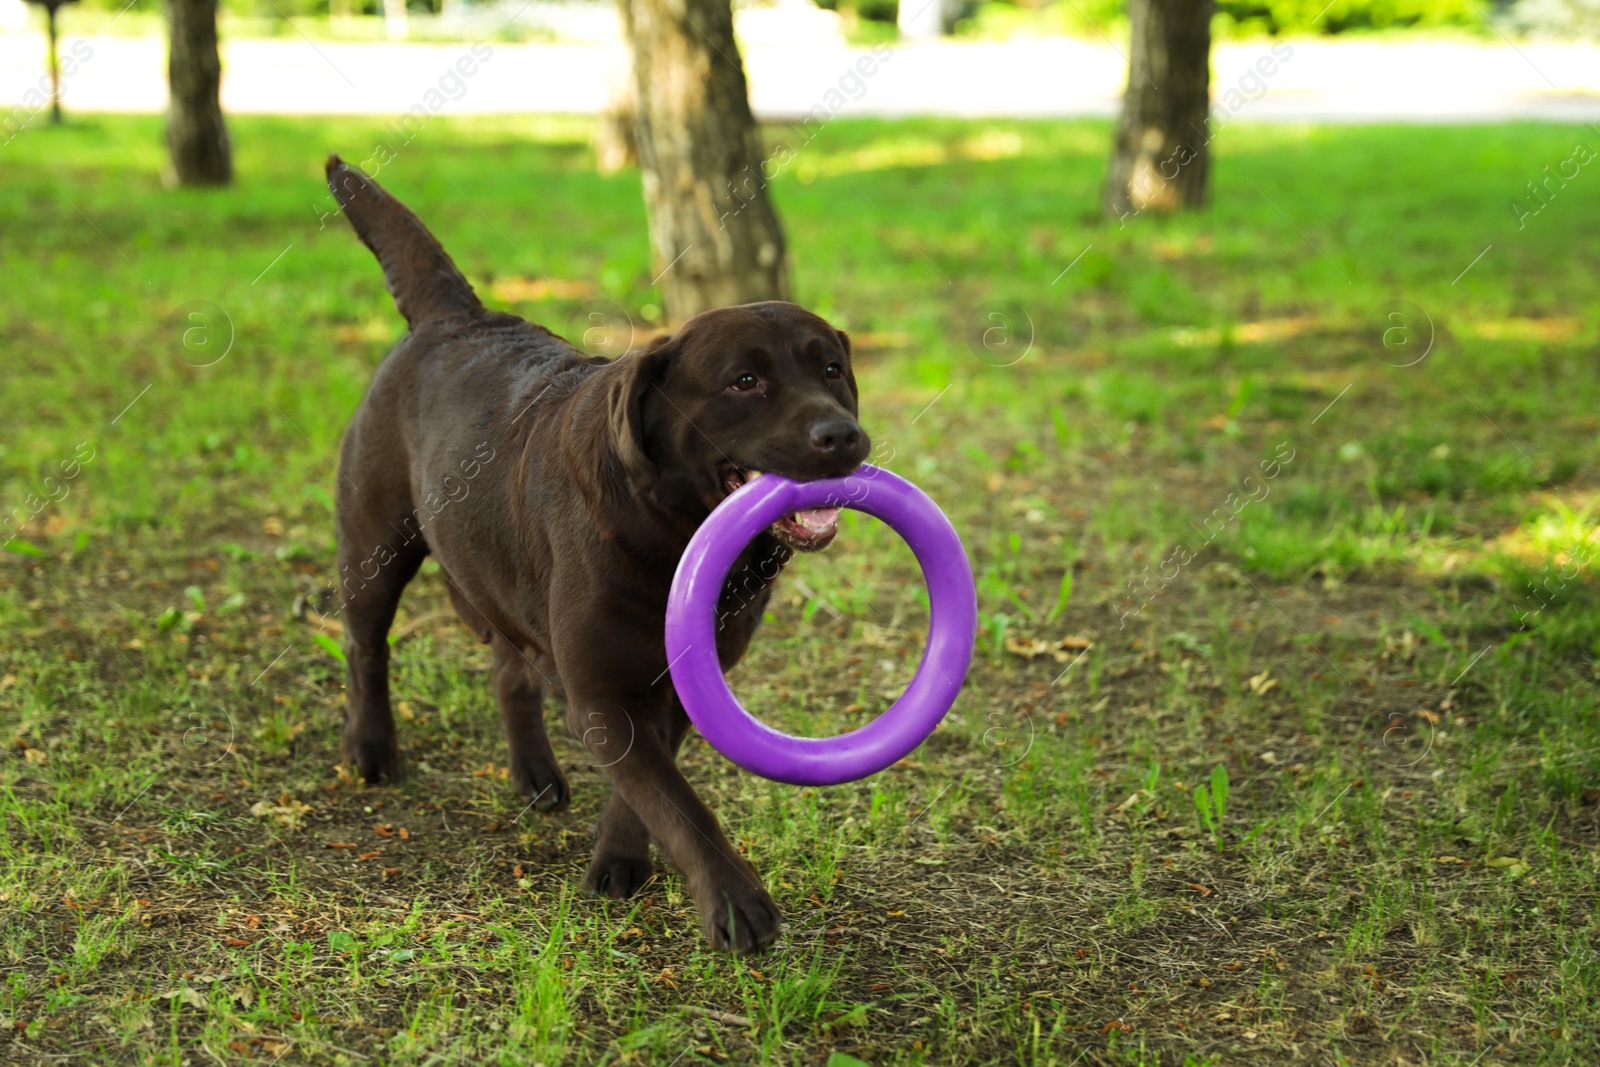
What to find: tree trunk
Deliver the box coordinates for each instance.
[381,0,409,40]
[166,0,232,186]
[1104,0,1212,219]
[46,6,62,125]
[617,0,789,320]
[594,57,639,176]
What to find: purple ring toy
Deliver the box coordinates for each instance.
[666,464,977,786]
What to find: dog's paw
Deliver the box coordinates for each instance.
[696,875,781,953]
[342,730,400,783]
[511,758,570,812]
[583,852,654,899]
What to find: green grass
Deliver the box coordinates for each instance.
[2,112,1598,1065]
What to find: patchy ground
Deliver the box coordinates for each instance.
[2,115,1598,1065]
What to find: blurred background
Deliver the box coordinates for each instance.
[4,0,1600,121]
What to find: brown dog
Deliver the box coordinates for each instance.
[325,156,868,952]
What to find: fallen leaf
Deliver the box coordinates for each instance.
[1187,883,1213,897]
[248,798,312,830]
[357,851,381,860]
[1102,1020,1128,1034]
[324,842,357,850]
[859,623,904,650]
[1247,670,1278,695]
[222,937,252,947]
[1489,856,1531,879]
[159,986,208,1010]
[1005,635,1053,659]
[1114,789,1150,814]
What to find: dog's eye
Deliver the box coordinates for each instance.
[824,362,844,380]
[729,373,761,392]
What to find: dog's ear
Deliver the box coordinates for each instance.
[608,335,675,497]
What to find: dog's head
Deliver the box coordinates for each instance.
[610,301,870,552]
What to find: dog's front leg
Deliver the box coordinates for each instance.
[571,700,780,953]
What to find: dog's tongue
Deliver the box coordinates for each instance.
[794,507,840,533]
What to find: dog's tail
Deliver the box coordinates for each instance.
[326,154,484,328]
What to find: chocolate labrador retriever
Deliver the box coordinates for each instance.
[324,156,868,952]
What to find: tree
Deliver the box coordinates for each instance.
[616,0,789,320]
[166,0,232,187]
[1104,0,1213,220]
[23,0,79,125]
[594,64,639,176]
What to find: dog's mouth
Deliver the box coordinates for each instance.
[720,464,840,551]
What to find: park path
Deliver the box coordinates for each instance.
[4,25,1600,123]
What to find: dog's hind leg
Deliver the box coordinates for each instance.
[336,518,426,783]
[584,792,655,898]
[491,634,570,811]
[443,581,570,810]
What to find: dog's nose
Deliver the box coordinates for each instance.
[809,416,866,465]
